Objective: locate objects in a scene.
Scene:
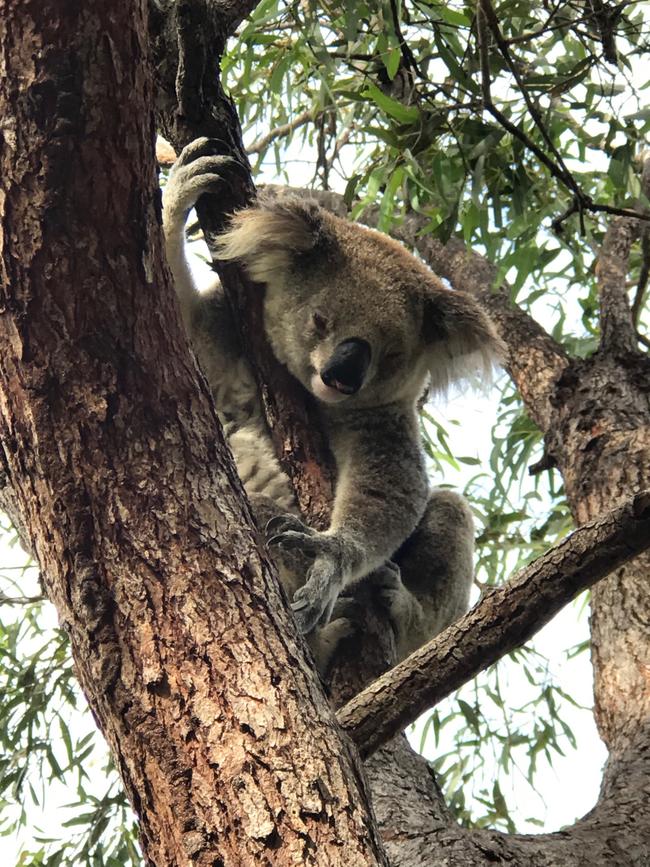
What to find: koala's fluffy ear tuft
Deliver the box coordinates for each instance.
[214,198,331,285]
[422,289,505,394]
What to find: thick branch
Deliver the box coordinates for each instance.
[337,491,650,758]
[597,216,641,354]
[1,3,388,862]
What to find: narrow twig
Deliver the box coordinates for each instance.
[475,0,650,228]
[0,593,45,605]
[247,108,314,155]
[482,0,577,191]
[505,4,572,44]
[337,492,650,758]
[388,0,423,79]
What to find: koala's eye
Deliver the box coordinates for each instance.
[384,346,403,363]
[312,310,329,337]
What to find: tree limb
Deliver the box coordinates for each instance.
[337,491,650,758]
[248,108,313,155]
[631,152,650,330]
[598,152,650,354]
[597,216,641,354]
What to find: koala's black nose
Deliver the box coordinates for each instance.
[320,338,371,395]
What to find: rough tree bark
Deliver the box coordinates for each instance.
[0,3,388,865]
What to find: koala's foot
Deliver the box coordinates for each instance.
[266,514,356,634]
[308,614,360,676]
[373,561,424,658]
[163,138,247,221]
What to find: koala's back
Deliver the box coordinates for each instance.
[191,285,295,510]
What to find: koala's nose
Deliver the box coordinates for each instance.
[320,338,371,395]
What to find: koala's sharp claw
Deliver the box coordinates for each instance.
[265,513,311,538]
[267,530,321,555]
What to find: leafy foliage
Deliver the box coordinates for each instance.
[228,0,649,341]
[0,522,139,866]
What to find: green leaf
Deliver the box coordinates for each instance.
[359,83,419,124]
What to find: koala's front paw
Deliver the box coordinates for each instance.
[164,138,247,220]
[266,516,347,634]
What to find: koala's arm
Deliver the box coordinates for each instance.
[328,405,429,576]
[162,139,242,327]
[269,404,429,632]
[162,172,205,328]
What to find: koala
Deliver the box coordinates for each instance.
[162,138,501,668]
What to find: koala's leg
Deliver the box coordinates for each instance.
[381,489,475,661]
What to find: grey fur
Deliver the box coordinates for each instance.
[162,138,501,670]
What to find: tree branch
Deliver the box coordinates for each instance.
[247,108,314,155]
[631,152,650,330]
[337,491,650,758]
[597,216,641,354]
[598,151,650,354]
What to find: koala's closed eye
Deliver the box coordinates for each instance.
[311,311,330,337]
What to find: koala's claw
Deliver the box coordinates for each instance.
[268,530,326,556]
[289,548,345,633]
[265,516,352,634]
[265,513,314,539]
[174,137,229,166]
[164,139,249,220]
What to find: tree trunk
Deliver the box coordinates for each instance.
[0,3,388,865]
[548,352,650,833]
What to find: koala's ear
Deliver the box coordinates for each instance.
[214,198,331,285]
[422,289,504,393]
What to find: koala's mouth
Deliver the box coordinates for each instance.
[310,374,353,403]
[326,377,357,395]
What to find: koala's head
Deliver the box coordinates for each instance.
[215,196,502,407]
